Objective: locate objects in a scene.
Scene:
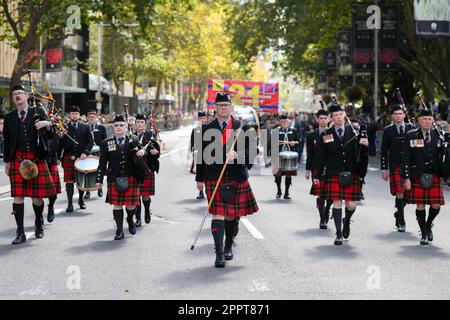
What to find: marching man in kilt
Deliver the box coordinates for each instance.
[305,108,332,229]
[273,115,300,199]
[58,105,93,212]
[46,131,61,223]
[195,92,259,268]
[96,115,146,240]
[84,110,107,200]
[314,102,369,245]
[133,114,160,227]
[3,84,56,244]
[381,104,413,232]
[402,108,446,245]
[189,111,208,199]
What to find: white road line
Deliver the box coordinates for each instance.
[241,218,264,240]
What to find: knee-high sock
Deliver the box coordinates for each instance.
[48,196,57,210]
[125,208,136,221]
[275,176,282,193]
[143,198,151,214]
[224,219,237,249]
[325,200,332,216]
[395,198,405,218]
[427,207,440,228]
[316,197,325,217]
[135,204,142,220]
[66,183,74,206]
[13,203,25,234]
[211,219,225,253]
[78,190,84,202]
[285,177,292,193]
[32,202,44,226]
[416,209,427,234]
[113,209,124,232]
[345,207,355,222]
[333,208,342,235]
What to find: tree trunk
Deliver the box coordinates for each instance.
[155,79,163,114]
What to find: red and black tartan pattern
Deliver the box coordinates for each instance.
[320,173,363,201]
[49,164,62,194]
[106,176,141,206]
[9,150,56,198]
[62,154,76,182]
[405,175,445,205]
[310,169,321,196]
[204,173,259,218]
[389,166,404,196]
[140,171,155,197]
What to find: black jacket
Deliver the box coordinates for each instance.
[316,125,369,178]
[380,123,412,171]
[195,118,258,182]
[88,123,107,147]
[96,135,145,184]
[3,106,52,163]
[401,128,444,179]
[135,130,161,174]
[48,134,60,166]
[59,122,94,159]
[306,129,324,172]
[275,127,300,153]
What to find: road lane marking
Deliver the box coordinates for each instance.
[241,218,264,240]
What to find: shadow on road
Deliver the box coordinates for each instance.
[65,239,127,254]
[398,245,450,259]
[373,231,418,242]
[305,244,360,260]
[294,228,333,238]
[173,198,207,205]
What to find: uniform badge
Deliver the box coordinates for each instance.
[107,140,116,151]
[323,134,334,143]
[410,139,424,148]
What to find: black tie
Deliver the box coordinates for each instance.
[20,110,26,122]
[399,126,404,136]
[338,128,344,141]
[425,132,430,144]
[119,137,124,147]
[222,121,227,132]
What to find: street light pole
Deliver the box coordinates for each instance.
[97,22,103,115]
[373,0,379,121]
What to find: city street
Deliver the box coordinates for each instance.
[1,125,450,300]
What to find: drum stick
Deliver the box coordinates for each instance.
[190,128,242,251]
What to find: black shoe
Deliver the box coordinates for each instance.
[215,253,226,268]
[47,207,55,223]
[420,235,429,246]
[98,190,103,197]
[12,233,26,245]
[276,191,282,199]
[342,217,351,239]
[197,191,205,200]
[145,210,151,224]
[334,233,343,246]
[78,201,86,210]
[224,247,233,261]
[427,224,434,242]
[84,191,90,200]
[126,217,136,235]
[114,230,125,240]
[35,223,44,239]
[398,224,406,232]
[135,219,142,228]
[66,204,74,213]
[283,193,291,200]
[320,219,328,230]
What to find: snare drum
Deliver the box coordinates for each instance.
[279,150,299,176]
[74,156,99,191]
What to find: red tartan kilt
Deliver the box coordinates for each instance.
[62,154,76,182]
[49,164,62,194]
[320,173,363,201]
[140,171,155,196]
[389,166,404,196]
[274,169,297,177]
[204,175,259,218]
[405,175,445,205]
[106,176,141,206]
[310,169,321,196]
[9,150,56,198]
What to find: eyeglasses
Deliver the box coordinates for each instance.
[12,91,25,96]
[113,124,125,127]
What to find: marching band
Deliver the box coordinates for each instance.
[2,84,450,268]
